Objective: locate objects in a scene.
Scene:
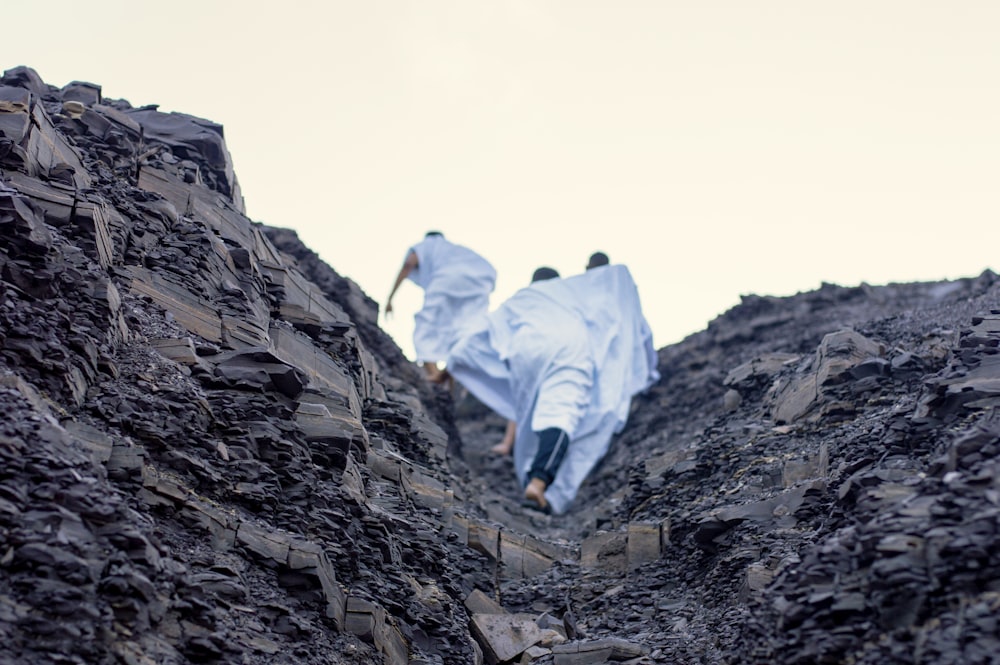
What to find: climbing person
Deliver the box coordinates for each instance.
[489,266,561,458]
[385,231,496,382]
[445,263,659,514]
[446,266,591,511]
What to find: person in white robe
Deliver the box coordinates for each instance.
[446,263,659,514]
[385,232,497,381]
[490,249,622,456]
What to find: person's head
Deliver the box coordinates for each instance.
[586,251,609,270]
[425,230,444,238]
[531,266,560,283]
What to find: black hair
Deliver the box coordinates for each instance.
[531,266,560,282]
[586,252,609,269]
[425,231,444,238]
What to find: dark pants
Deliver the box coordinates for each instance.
[528,427,569,485]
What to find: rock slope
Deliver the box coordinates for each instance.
[2,66,999,664]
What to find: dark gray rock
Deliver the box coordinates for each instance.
[4,65,1000,665]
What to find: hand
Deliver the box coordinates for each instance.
[384,300,394,319]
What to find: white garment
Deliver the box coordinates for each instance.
[490,287,594,437]
[448,264,660,514]
[406,235,496,363]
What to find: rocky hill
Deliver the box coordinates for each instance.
[2,66,999,664]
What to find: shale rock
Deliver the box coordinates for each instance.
[4,65,1000,665]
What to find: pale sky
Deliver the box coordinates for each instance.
[6,1,999,359]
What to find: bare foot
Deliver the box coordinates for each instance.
[491,420,516,455]
[423,362,444,382]
[490,440,513,456]
[524,478,548,510]
[429,369,454,392]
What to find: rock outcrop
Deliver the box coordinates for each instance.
[2,66,999,664]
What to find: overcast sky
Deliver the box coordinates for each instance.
[6,1,999,359]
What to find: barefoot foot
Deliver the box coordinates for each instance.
[490,440,513,456]
[524,478,548,511]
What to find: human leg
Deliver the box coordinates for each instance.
[490,420,516,455]
[523,427,570,510]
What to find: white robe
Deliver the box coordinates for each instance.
[448,264,660,514]
[406,236,496,363]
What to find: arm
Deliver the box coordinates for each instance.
[385,250,419,317]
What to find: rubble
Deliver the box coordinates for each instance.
[3,65,1000,664]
